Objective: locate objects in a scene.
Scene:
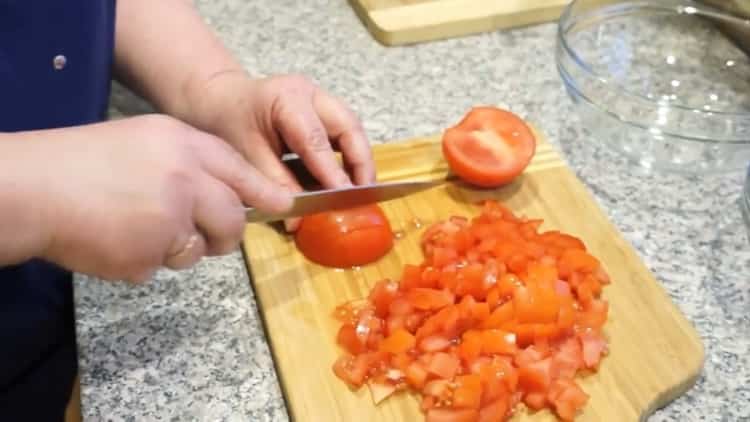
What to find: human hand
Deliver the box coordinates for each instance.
[15,115,292,282]
[186,72,377,231]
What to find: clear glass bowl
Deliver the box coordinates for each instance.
[556,0,750,173]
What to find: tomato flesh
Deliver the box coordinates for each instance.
[295,203,394,268]
[442,107,536,188]
[331,200,609,421]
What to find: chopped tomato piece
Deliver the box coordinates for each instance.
[369,279,400,318]
[518,358,552,392]
[420,335,453,353]
[427,352,461,380]
[406,361,429,389]
[479,399,510,422]
[453,374,482,409]
[459,330,483,365]
[524,391,548,410]
[426,408,480,422]
[407,288,456,311]
[379,328,416,354]
[580,331,607,369]
[337,324,367,354]
[480,330,517,355]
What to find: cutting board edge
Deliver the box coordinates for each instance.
[347,0,570,46]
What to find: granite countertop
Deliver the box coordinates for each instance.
[74,0,750,421]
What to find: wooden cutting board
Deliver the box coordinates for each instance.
[348,0,572,46]
[241,129,704,421]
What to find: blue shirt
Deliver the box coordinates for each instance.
[0,0,116,419]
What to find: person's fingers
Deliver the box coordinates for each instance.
[242,135,305,232]
[193,176,246,256]
[186,133,293,213]
[272,95,352,189]
[164,231,207,270]
[313,91,376,185]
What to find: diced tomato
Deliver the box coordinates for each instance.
[478,399,510,422]
[337,324,367,354]
[459,330,483,365]
[453,374,482,409]
[332,352,388,388]
[432,247,458,268]
[422,266,442,288]
[580,331,607,369]
[426,408,480,422]
[524,391,548,410]
[406,361,429,389]
[427,352,461,380]
[518,357,552,392]
[558,249,600,278]
[549,379,589,421]
[480,330,517,355]
[420,335,453,353]
[369,279,400,318]
[329,199,612,422]
[389,297,413,316]
[379,329,416,354]
[408,288,455,311]
[401,264,425,291]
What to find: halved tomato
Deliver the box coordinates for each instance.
[295,203,394,268]
[442,107,536,188]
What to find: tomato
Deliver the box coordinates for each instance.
[295,204,394,268]
[426,409,479,422]
[379,329,416,354]
[330,200,611,421]
[442,107,536,188]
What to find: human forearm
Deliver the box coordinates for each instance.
[113,0,244,129]
[0,134,53,265]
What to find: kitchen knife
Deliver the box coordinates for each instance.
[244,179,443,223]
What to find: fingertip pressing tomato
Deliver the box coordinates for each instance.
[442,107,536,188]
[295,203,394,268]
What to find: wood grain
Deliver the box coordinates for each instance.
[348,0,572,46]
[242,130,704,421]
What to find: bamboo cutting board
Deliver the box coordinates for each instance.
[241,129,704,421]
[348,0,572,46]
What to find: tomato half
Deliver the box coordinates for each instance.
[442,107,536,187]
[295,204,394,268]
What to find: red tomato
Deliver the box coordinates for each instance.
[442,107,536,188]
[295,204,394,268]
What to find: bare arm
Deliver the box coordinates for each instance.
[113,0,241,129]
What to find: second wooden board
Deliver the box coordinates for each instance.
[242,130,704,421]
[348,0,572,46]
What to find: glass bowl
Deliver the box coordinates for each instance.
[556,0,750,173]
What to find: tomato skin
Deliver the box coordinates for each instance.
[295,204,394,268]
[442,107,536,188]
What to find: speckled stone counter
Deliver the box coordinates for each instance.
[74,0,750,421]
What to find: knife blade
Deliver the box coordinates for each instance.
[245,179,442,223]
